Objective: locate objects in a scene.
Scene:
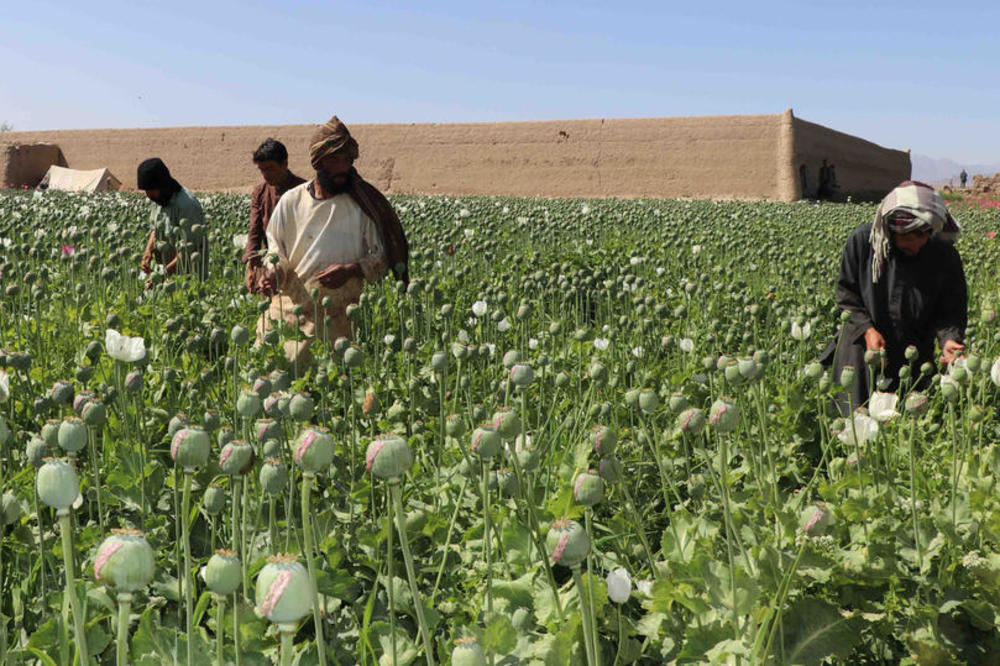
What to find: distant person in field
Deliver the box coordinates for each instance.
[243,138,305,293]
[960,169,968,188]
[256,115,409,368]
[816,160,832,200]
[826,181,966,413]
[137,158,208,282]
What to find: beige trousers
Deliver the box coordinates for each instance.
[255,271,361,368]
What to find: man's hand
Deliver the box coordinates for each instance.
[863,327,885,351]
[316,263,362,290]
[257,269,279,297]
[165,257,178,276]
[941,339,965,365]
[141,252,152,274]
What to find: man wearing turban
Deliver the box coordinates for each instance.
[137,158,208,281]
[827,181,966,412]
[257,116,409,368]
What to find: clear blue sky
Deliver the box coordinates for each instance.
[3,1,998,164]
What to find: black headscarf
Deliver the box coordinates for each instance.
[137,158,181,197]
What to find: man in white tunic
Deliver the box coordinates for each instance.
[257,116,409,367]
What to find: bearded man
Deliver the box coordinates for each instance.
[257,116,408,367]
[829,181,966,413]
[138,158,208,280]
[243,138,305,292]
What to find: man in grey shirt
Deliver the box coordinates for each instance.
[137,158,208,281]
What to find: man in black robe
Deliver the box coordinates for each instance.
[830,181,966,412]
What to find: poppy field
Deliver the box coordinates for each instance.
[2,189,1000,664]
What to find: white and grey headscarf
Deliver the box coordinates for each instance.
[870,181,961,283]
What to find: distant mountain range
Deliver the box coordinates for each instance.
[911,154,1000,186]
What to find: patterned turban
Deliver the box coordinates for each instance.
[309,116,360,169]
[870,181,961,283]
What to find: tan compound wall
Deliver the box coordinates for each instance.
[3,111,908,201]
[791,118,911,201]
[1,143,67,188]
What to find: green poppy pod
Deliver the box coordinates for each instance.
[255,554,312,624]
[590,425,618,456]
[445,413,467,438]
[967,354,982,374]
[37,458,79,510]
[709,397,740,432]
[839,365,856,391]
[509,363,535,388]
[502,350,522,369]
[255,418,281,444]
[288,392,315,422]
[667,393,688,414]
[202,549,242,597]
[41,419,60,448]
[940,376,960,403]
[292,427,335,473]
[215,427,234,448]
[737,357,760,381]
[451,636,487,666]
[516,444,539,471]
[804,362,824,380]
[547,518,590,568]
[599,456,623,484]
[167,413,190,439]
[624,388,640,410]
[57,417,88,455]
[259,458,288,495]
[555,371,572,389]
[431,351,449,372]
[799,504,834,537]
[588,360,608,385]
[573,470,605,506]
[343,345,363,369]
[124,371,144,393]
[82,400,107,427]
[492,407,521,441]
[365,434,413,480]
[638,388,659,414]
[94,528,155,592]
[203,485,227,516]
[723,360,745,385]
[230,325,250,346]
[469,424,502,461]
[497,467,520,497]
[50,380,74,406]
[677,407,707,435]
[73,391,95,415]
[171,427,211,469]
[202,409,220,432]
[236,390,262,419]
[263,394,282,418]
[219,440,255,476]
[262,438,282,458]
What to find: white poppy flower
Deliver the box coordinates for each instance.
[838,413,878,445]
[457,329,470,343]
[105,328,146,363]
[606,568,631,604]
[593,338,610,351]
[692,245,702,255]
[233,234,249,249]
[383,334,396,346]
[497,318,512,332]
[0,369,9,402]
[464,228,475,238]
[790,321,812,341]
[484,343,497,357]
[679,338,694,353]
[528,338,539,350]
[472,301,488,317]
[635,579,653,598]
[631,346,645,359]
[991,357,1000,387]
[868,392,899,422]
[581,204,590,215]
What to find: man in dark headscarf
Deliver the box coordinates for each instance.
[137,158,208,281]
[255,116,409,368]
[828,181,966,413]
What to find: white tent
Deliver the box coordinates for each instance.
[40,165,122,193]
